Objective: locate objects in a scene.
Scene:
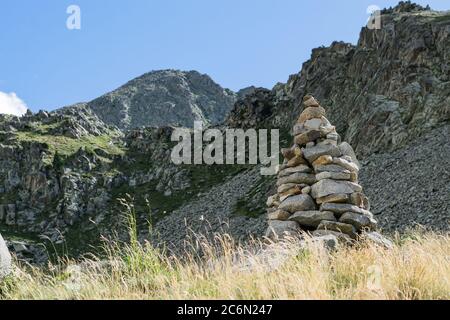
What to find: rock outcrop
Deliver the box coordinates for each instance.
[266,96,384,244]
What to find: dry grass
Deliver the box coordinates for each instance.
[1,230,449,300]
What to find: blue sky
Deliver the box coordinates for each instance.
[0,0,448,113]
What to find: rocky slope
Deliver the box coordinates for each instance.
[0,2,449,264]
[87,70,237,129]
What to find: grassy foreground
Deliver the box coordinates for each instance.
[1,230,449,300]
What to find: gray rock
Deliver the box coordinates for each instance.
[314,164,351,173]
[279,194,316,213]
[339,212,377,231]
[320,203,372,217]
[278,165,312,178]
[311,179,362,199]
[265,220,301,240]
[317,221,357,239]
[303,144,341,163]
[267,209,291,221]
[289,211,336,228]
[312,230,353,244]
[310,234,339,251]
[316,171,351,181]
[277,172,316,186]
[338,143,360,170]
[333,157,360,173]
[0,233,12,279]
[362,232,394,249]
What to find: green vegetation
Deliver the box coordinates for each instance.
[14,131,125,165]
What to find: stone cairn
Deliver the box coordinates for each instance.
[265,95,379,244]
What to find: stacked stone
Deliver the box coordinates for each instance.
[265,95,378,243]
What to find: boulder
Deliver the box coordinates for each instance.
[265,221,301,239]
[303,144,341,163]
[279,194,316,213]
[289,211,336,228]
[317,221,358,239]
[0,233,12,279]
[311,179,362,199]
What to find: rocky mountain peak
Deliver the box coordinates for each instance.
[87,69,237,130]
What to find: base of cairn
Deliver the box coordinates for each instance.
[265,95,392,248]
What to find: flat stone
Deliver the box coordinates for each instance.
[265,220,301,240]
[362,232,394,249]
[277,172,317,187]
[294,130,323,146]
[311,179,362,199]
[317,139,337,146]
[0,233,12,279]
[278,165,312,178]
[277,183,299,194]
[267,209,291,221]
[333,157,359,173]
[303,144,341,163]
[297,107,326,124]
[316,171,351,181]
[279,186,302,202]
[287,155,308,167]
[339,212,377,231]
[312,230,353,244]
[320,203,372,217]
[306,142,315,148]
[304,118,323,130]
[312,155,333,167]
[289,211,336,228]
[318,221,358,239]
[338,142,360,169]
[316,193,349,204]
[314,164,351,173]
[279,194,316,213]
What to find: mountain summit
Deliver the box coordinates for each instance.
[87,70,237,129]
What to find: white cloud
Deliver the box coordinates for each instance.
[0,91,28,116]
